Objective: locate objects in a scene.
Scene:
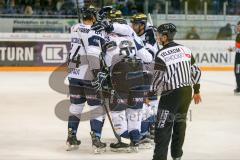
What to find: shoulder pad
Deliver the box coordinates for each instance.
[71,23,82,32]
[71,23,91,33]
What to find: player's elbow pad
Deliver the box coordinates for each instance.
[141,49,153,63]
[143,55,153,63]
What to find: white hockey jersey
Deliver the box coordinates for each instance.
[104,32,153,69]
[68,23,105,80]
[110,23,153,63]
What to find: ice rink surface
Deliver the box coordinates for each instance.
[0,71,240,160]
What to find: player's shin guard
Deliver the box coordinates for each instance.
[141,120,150,137]
[141,101,156,140]
[127,108,143,152]
[149,99,159,139]
[111,110,129,138]
[88,105,106,153]
[68,115,80,136]
[89,105,105,138]
[141,116,155,136]
[67,103,84,136]
[66,103,84,151]
[90,119,104,137]
[109,110,131,152]
[90,117,107,154]
[139,116,154,149]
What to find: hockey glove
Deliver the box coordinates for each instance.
[91,22,104,32]
[97,6,113,22]
[91,20,114,33]
[91,72,109,91]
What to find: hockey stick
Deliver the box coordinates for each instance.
[147,13,154,27]
[101,92,122,142]
[147,13,160,51]
[76,0,81,23]
[96,40,123,143]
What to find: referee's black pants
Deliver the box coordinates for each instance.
[153,86,192,160]
[235,53,240,91]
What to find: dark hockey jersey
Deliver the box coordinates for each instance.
[236,33,240,53]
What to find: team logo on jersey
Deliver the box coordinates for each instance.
[119,40,133,48]
[184,53,191,58]
[41,44,68,63]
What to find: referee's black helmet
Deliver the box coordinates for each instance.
[157,23,177,40]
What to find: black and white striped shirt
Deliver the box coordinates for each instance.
[153,42,201,93]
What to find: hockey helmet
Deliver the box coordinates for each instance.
[80,5,97,20]
[130,13,147,24]
[109,9,122,19]
[157,23,177,40]
[108,9,127,24]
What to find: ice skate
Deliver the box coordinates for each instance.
[110,141,131,153]
[90,131,107,154]
[139,137,152,149]
[130,141,139,153]
[66,129,81,151]
[234,89,240,95]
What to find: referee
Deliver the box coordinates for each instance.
[152,23,202,160]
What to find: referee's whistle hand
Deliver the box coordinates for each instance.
[193,93,202,105]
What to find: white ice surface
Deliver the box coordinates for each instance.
[0,71,240,160]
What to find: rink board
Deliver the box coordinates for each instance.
[0,33,236,71]
[0,66,234,71]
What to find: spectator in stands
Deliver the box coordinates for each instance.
[22,0,35,6]
[134,0,143,13]
[211,0,220,14]
[188,0,200,14]
[34,0,53,15]
[153,3,161,14]
[61,0,75,15]
[0,1,4,14]
[227,0,240,15]
[4,0,10,7]
[149,0,164,13]
[237,0,240,15]
[217,23,232,40]
[186,27,200,40]
[56,0,64,12]
[171,0,181,14]
[24,4,33,15]
[116,0,137,16]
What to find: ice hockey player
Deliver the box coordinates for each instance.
[66,5,107,154]
[130,13,159,144]
[234,21,240,95]
[91,11,153,152]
